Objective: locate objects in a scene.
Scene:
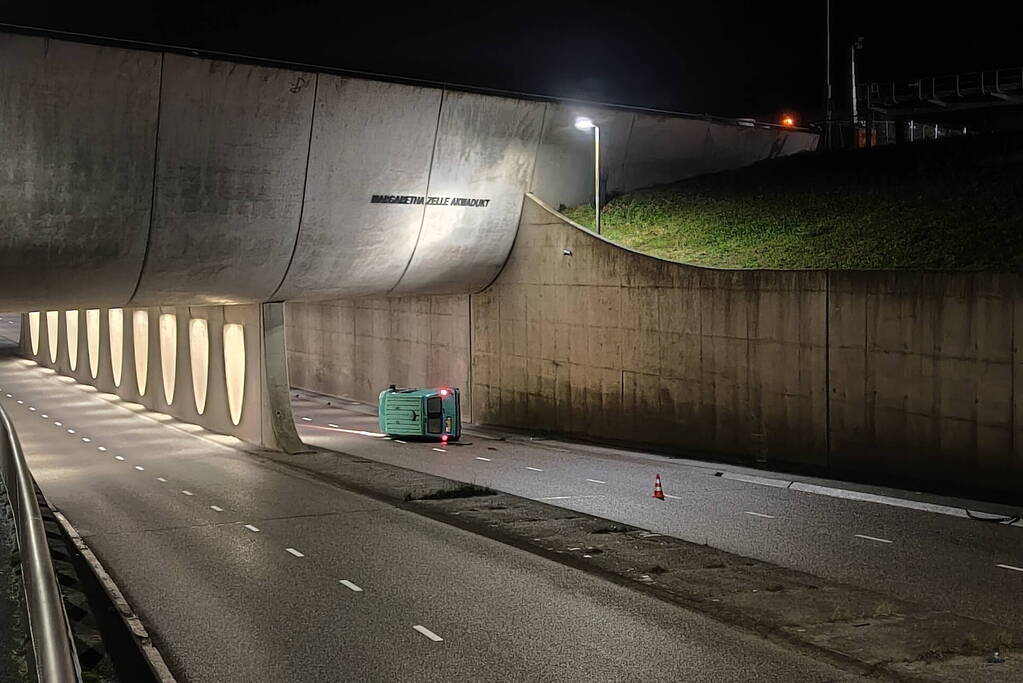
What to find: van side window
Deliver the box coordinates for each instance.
[426,397,442,433]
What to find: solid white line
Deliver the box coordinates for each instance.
[301,417,312,421]
[412,625,443,642]
[854,534,893,544]
[586,479,606,485]
[996,564,1023,572]
[475,456,491,462]
[787,481,1010,524]
[285,547,304,558]
[744,511,775,519]
[244,524,260,532]
[338,580,363,592]
[539,495,598,500]
[156,477,167,482]
[134,466,145,471]
[663,494,683,500]
[433,448,447,453]
[210,505,224,512]
[97,446,107,452]
[114,456,125,461]
[181,490,194,496]
[721,471,792,488]
[526,466,543,472]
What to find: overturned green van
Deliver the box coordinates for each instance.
[377,385,462,442]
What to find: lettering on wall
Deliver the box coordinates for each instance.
[370,194,491,207]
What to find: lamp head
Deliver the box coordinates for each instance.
[574,116,596,130]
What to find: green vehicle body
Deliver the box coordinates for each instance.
[377,386,462,441]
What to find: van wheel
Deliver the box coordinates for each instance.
[447,435,460,442]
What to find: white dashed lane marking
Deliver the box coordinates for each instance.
[585,478,607,485]
[854,534,893,544]
[210,505,224,512]
[181,490,194,496]
[67,429,75,434]
[54,421,62,427]
[28,407,36,412]
[114,456,125,461]
[394,440,407,444]
[744,511,775,519]
[97,446,107,452]
[135,466,145,471]
[244,524,260,533]
[412,625,443,642]
[157,477,167,483]
[16,400,22,404]
[997,564,1023,572]
[285,548,304,558]
[301,417,312,422]
[82,437,90,443]
[338,580,363,592]
[526,467,543,472]
[432,448,446,453]
[663,494,682,500]
[475,457,491,462]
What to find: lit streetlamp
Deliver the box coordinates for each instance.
[574,116,601,235]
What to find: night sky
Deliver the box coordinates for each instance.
[1,1,1020,122]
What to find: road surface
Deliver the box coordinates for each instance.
[0,344,856,682]
[291,389,1023,632]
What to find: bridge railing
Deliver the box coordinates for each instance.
[0,403,81,682]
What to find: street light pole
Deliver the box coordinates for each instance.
[574,116,602,235]
[593,124,601,235]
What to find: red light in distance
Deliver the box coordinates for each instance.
[439,388,448,396]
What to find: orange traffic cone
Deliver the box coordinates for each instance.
[652,473,665,500]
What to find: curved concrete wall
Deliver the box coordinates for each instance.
[286,195,1023,497]
[1,31,817,310]
[0,34,160,311]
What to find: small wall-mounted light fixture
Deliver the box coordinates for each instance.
[563,248,573,256]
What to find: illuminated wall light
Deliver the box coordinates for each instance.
[65,310,79,371]
[189,318,209,415]
[133,310,149,396]
[109,308,124,388]
[28,312,40,355]
[46,311,59,363]
[223,323,245,426]
[159,314,177,405]
[86,309,100,379]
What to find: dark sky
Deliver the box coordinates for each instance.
[2,1,1020,121]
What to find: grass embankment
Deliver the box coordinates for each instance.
[563,132,1023,270]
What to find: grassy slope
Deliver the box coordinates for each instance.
[563,133,1023,270]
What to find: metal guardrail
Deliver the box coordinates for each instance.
[0,403,81,682]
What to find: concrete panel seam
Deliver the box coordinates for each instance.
[269,72,320,302]
[127,51,165,307]
[388,88,446,295]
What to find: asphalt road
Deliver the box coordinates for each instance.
[290,389,1023,632]
[0,346,858,682]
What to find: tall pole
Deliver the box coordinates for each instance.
[593,125,601,235]
[851,43,858,125]
[825,0,832,147]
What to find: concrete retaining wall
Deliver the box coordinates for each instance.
[1,31,816,311]
[22,303,302,450]
[286,195,1022,495]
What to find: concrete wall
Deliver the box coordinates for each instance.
[287,296,471,418]
[22,303,302,450]
[287,196,1022,495]
[1,31,817,311]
